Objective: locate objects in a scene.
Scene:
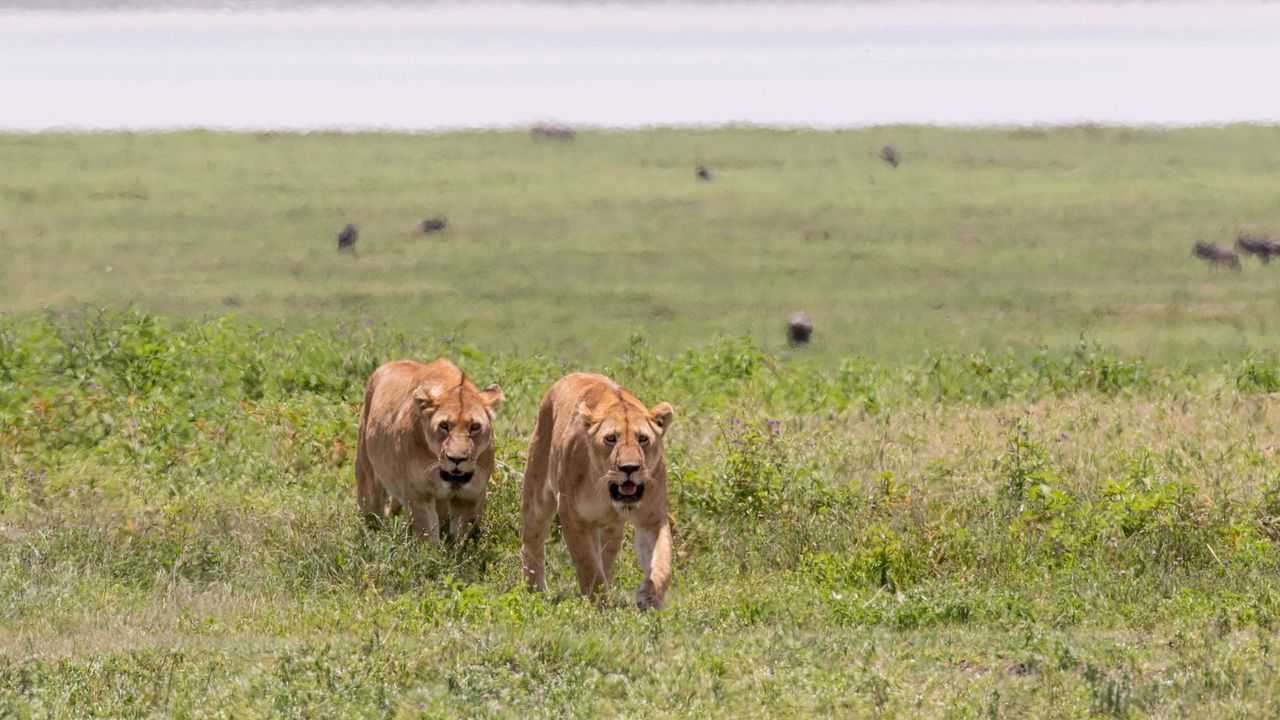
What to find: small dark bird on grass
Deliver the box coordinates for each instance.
[696,164,712,182]
[1193,240,1241,271]
[337,223,358,252]
[418,215,448,233]
[879,144,899,168]
[1235,231,1280,264]
[787,311,813,347]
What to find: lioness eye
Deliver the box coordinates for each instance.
[637,434,650,445]
[438,422,450,434]
[604,433,617,445]
[469,422,481,435]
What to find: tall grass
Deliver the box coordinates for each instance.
[3,310,1280,716]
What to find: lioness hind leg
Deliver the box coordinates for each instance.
[407,500,441,542]
[355,446,388,526]
[521,398,559,591]
[599,524,626,588]
[521,486,556,592]
[448,498,484,543]
[436,499,451,538]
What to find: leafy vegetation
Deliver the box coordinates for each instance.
[2,310,1280,717]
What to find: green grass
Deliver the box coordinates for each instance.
[3,126,1280,362]
[5,128,1280,717]
[4,311,1280,717]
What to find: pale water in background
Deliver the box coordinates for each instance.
[2,2,1278,130]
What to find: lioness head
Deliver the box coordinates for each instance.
[577,396,675,509]
[413,380,503,485]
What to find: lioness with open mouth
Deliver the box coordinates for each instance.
[521,373,675,609]
[355,358,503,542]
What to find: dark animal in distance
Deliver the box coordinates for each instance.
[787,311,813,347]
[418,216,448,233]
[531,124,576,142]
[1235,232,1280,264]
[879,144,899,168]
[696,164,712,181]
[1193,241,1241,271]
[337,223,358,252]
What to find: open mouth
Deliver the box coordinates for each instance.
[609,480,645,504]
[440,469,474,485]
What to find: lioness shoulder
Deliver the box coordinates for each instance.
[355,358,502,541]
[521,372,674,609]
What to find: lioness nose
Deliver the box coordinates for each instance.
[445,453,468,465]
[619,463,641,476]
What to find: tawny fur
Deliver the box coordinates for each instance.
[355,358,503,542]
[521,373,675,610]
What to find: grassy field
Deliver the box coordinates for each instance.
[4,127,1280,362]
[4,128,1280,717]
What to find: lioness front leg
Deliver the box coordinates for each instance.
[633,520,672,610]
[406,499,441,542]
[561,518,607,605]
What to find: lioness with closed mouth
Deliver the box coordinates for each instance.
[355,358,503,542]
[521,373,675,609]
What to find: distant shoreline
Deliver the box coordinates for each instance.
[4,2,1278,129]
[4,122,1280,134]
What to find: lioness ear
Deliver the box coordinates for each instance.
[479,383,503,410]
[576,401,602,427]
[649,402,674,433]
[412,385,439,412]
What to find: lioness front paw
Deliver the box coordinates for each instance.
[635,582,665,611]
